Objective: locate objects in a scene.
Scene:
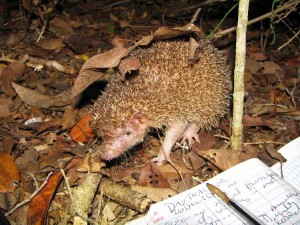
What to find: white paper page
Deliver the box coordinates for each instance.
[128,158,300,225]
[271,137,300,190]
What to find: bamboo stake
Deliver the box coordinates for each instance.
[231,0,250,151]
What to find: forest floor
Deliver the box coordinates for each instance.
[0,0,299,224]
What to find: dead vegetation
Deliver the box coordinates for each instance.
[0,0,299,224]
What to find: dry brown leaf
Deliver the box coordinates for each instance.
[263,61,281,75]
[157,158,191,180]
[0,62,27,96]
[76,154,105,173]
[71,23,202,98]
[131,186,177,202]
[199,149,241,171]
[188,37,201,64]
[0,153,20,192]
[283,55,300,67]
[61,107,77,130]
[265,144,286,162]
[67,34,92,54]
[49,16,75,38]
[138,161,170,188]
[188,151,207,172]
[25,119,62,133]
[70,48,129,98]
[245,58,263,74]
[243,115,274,128]
[12,82,73,109]
[118,57,140,80]
[0,97,14,117]
[35,38,64,51]
[248,52,269,61]
[193,132,215,150]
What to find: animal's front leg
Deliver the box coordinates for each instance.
[152,122,187,164]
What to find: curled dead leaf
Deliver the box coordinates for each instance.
[71,23,202,98]
[12,82,73,109]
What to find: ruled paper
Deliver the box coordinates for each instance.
[127,138,300,225]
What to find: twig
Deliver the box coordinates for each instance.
[36,21,47,42]
[276,74,297,109]
[5,172,53,216]
[214,134,231,141]
[213,0,300,39]
[243,141,285,146]
[277,29,300,51]
[190,8,201,24]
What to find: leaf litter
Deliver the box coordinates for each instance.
[0,0,299,224]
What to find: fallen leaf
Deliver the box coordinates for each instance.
[12,82,73,109]
[138,161,170,188]
[25,118,62,133]
[27,171,63,225]
[249,52,269,61]
[0,62,27,96]
[67,34,92,54]
[245,58,263,74]
[61,107,77,130]
[198,148,241,171]
[71,23,202,97]
[283,55,300,67]
[0,97,14,117]
[265,144,286,162]
[70,114,94,143]
[243,115,274,128]
[193,132,215,150]
[118,57,140,80]
[263,61,281,75]
[0,153,20,192]
[76,154,105,172]
[49,16,75,38]
[35,38,64,51]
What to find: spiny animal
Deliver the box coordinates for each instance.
[89,39,232,163]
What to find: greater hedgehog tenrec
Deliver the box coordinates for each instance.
[89,39,232,163]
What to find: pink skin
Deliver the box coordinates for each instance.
[179,123,200,147]
[152,122,200,164]
[100,112,149,161]
[100,112,200,164]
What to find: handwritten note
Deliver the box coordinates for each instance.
[127,137,300,225]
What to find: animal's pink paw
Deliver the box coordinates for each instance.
[180,124,200,147]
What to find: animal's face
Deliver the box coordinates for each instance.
[100,112,149,160]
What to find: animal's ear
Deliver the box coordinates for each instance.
[130,112,148,126]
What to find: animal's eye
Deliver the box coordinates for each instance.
[125,131,131,135]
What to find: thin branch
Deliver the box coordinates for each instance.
[213,0,300,39]
[278,29,300,51]
[5,172,53,216]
